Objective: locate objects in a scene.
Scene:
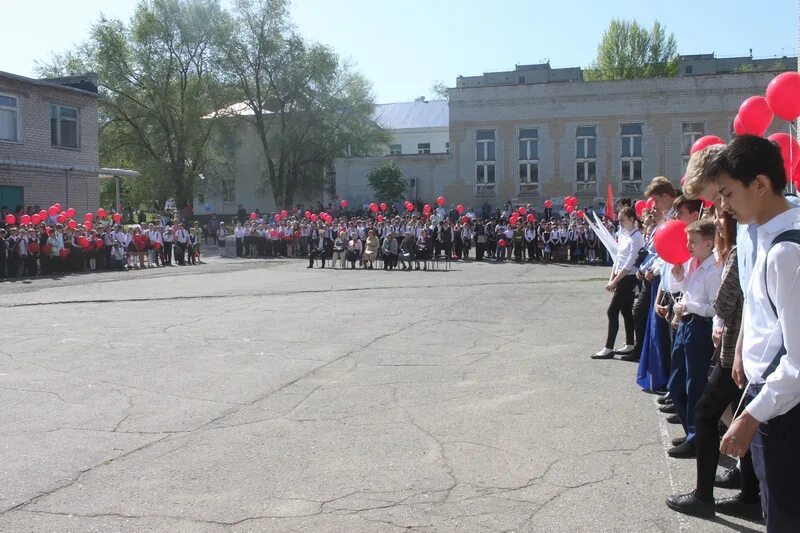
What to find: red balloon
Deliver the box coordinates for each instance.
[376,214,385,222]
[405,202,414,212]
[281,210,287,217]
[766,72,800,121]
[737,96,773,136]
[310,214,318,222]
[53,203,61,211]
[423,204,432,214]
[437,196,446,207]
[48,206,59,216]
[544,200,553,209]
[518,207,526,215]
[577,210,585,219]
[768,132,800,183]
[84,221,93,231]
[645,197,655,210]
[95,240,104,250]
[28,242,39,254]
[112,213,122,223]
[510,215,519,225]
[77,236,90,249]
[250,212,257,220]
[380,202,388,212]
[56,214,66,224]
[461,216,469,224]
[498,239,507,247]
[65,208,76,218]
[4,214,15,225]
[369,203,378,213]
[274,214,281,222]
[97,208,107,218]
[565,205,575,214]
[31,214,42,225]
[690,135,725,155]
[456,204,464,214]
[654,220,691,265]
[67,220,77,229]
[19,214,30,225]
[699,197,714,209]
[59,248,70,258]
[340,200,348,209]
[527,214,535,223]
[568,196,578,207]
[304,210,312,219]
[39,210,48,220]
[635,200,647,218]
[84,212,94,222]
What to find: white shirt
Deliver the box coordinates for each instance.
[670,254,722,318]
[613,228,644,275]
[175,229,188,244]
[743,207,800,423]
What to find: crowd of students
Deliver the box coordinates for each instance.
[228,210,614,269]
[0,217,205,278]
[592,135,800,531]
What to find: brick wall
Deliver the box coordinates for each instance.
[0,75,99,212]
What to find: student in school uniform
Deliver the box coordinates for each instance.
[665,218,722,459]
[710,135,800,531]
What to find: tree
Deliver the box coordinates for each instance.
[368,160,406,202]
[430,81,449,100]
[584,19,678,81]
[37,0,232,209]
[217,0,388,208]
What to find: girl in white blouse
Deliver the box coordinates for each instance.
[592,207,645,359]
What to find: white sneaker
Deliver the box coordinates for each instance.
[615,344,635,354]
[592,348,614,358]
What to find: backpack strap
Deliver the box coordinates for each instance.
[761,228,800,380]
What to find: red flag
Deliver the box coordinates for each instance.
[606,183,616,221]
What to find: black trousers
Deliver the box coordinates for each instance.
[526,241,536,261]
[632,278,651,358]
[175,243,186,265]
[514,241,524,261]
[308,249,325,267]
[235,238,243,257]
[694,362,759,501]
[749,383,800,531]
[164,242,173,264]
[605,274,637,349]
[475,241,485,261]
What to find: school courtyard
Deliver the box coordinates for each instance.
[0,258,763,532]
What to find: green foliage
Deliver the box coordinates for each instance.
[584,19,678,81]
[367,160,406,202]
[216,0,389,208]
[37,0,387,210]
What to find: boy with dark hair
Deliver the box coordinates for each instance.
[665,218,722,462]
[712,135,800,531]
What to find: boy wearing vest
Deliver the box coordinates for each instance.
[667,218,722,459]
[713,135,800,531]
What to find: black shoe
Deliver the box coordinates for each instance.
[671,436,686,447]
[666,491,715,518]
[307,265,313,268]
[666,414,682,424]
[590,350,615,360]
[715,493,763,521]
[714,467,742,489]
[659,404,677,414]
[619,352,640,362]
[668,441,696,459]
[657,396,673,406]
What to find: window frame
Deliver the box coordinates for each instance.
[475,129,496,195]
[221,179,236,203]
[0,91,21,143]
[50,103,80,149]
[417,142,431,155]
[518,127,539,195]
[575,126,597,192]
[681,121,705,170]
[620,123,643,188]
[389,144,402,156]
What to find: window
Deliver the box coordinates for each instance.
[445,142,450,154]
[685,65,693,75]
[621,123,643,192]
[389,144,402,155]
[682,122,704,171]
[518,128,539,195]
[222,179,236,203]
[417,143,430,154]
[576,126,597,191]
[476,129,496,194]
[0,93,20,142]
[50,104,79,148]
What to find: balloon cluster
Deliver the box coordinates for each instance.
[6,204,120,231]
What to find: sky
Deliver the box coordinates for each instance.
[2,0,797,103]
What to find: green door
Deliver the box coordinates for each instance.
[0,186,23,210]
